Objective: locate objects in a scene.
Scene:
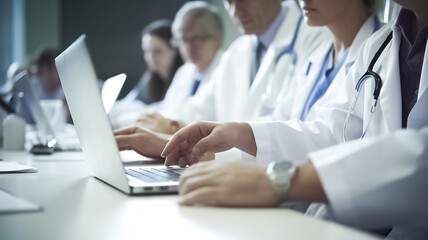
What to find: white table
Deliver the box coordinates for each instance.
[0,150,381,240]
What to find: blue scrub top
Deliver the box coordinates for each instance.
[300,46,349,121]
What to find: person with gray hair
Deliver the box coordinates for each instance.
[171,1,223,71]
[115,1,224,129]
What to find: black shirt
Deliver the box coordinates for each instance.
[396,9,428,128]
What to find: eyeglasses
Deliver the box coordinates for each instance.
[171,35,214,47]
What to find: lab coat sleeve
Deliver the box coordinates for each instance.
[310,127,428,229]
[250,119,340,164]
[214,148,257,162]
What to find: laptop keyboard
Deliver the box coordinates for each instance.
[125,167,183,183]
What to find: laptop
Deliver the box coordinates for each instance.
[55,35,181,195]
[13,72,81,152]
[13,70,126,153]
[101,73,126,115]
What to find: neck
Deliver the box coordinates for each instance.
[258,6,281,35]
[197,52,217,72]
[158,70,169,80]
[327,3,370,66]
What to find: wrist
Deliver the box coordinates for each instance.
[153,134,170,158]
[287,161,327,202]
[235,122,257,156]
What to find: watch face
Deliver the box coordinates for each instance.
[273,161,293,172]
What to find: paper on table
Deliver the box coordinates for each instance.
[0,189,42,213]
[0,161,38,173]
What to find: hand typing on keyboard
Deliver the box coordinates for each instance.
[114,126,170,159]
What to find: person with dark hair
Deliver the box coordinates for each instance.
[110,20,184,126]
[34,49,63,100]
[112,2,224,128]
[16,49,66,123]
[135,1,224,134]
[134,20,183,104]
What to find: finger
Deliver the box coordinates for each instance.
[162,122,207,158]
[179,161,215,182]
[186,154,201,166]
[191,134,221,158]
[115,135,148,157]
[114,126,137,136]
[179,186,219,206]
[164,141,189,166]
[179,157,188,168]
[179,166,213,191]
[161,130,192,158]
[164,150,181,166]
[179,173,216,195]
[115,135,136,149]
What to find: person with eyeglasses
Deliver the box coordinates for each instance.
[160,0,428,238]
[114,0,329,157]
[112,1,223,128]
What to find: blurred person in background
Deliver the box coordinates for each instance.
[110,20,184,123]
[113,1,223,129]
[14,49,67,123]
[33,49,64,100]
[135,1,224,133]
[114,0,329,157]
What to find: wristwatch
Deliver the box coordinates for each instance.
[266,161,297,203]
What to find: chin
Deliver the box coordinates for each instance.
[305,18,324,27]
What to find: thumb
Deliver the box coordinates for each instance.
[191,134,220,157]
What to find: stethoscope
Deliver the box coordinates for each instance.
[259,16,303,116]
[342,31,393,142]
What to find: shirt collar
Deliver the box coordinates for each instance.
[396,8,428,52]
[257,6,286,48]
[396,8,417,45]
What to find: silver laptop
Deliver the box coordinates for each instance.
[55,35,181,195]
[13,72,81,151]
[101,73,126,115]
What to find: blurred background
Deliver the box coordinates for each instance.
[0,0,241,98]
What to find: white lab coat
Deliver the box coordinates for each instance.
[250,19,428,163]
[251,18,428,239]
[111,52,222,127]
[269,15,379,123]
[310,127,428,239]
[168,1,330,124]
[246,15,380,163]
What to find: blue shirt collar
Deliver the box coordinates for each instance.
[257,6,286,48]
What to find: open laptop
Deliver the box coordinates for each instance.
[55,35,181,195]
[13,72,81,152]
[101,73,126,115]
[13,70,126,153]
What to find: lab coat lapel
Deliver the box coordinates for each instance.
[378,28,402,131]
[249,4,298,94]
[417,41,428,101]
[233,38,253,120]
[345,15,380,74]
[292,43,332,117]
[407,41,428,129]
